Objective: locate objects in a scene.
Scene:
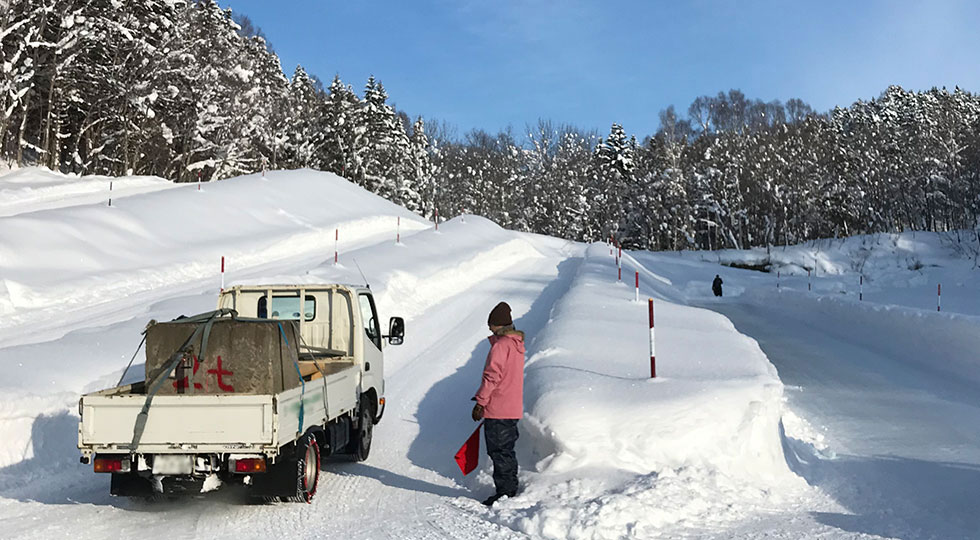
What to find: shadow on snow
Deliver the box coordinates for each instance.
[783,420,980,539]
[404,258,581,494]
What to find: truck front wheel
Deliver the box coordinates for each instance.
[350,399,373,461]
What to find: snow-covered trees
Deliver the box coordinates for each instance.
[1,1,978,250]
[357,76,420,211]
[316,75,361,178]
[426,87,980,250]
[282,66,322,168]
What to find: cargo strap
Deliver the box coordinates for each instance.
[115,334,147,388]
[128,309,236,450]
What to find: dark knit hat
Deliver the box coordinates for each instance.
[488,302,513,327]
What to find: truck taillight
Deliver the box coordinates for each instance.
[93,456,130,473]
[234,458,266,473]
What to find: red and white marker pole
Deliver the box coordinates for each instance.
[220,256,225,291]
[397,216,401,244]
[435,208,439,231]
[859,275,864,301]
[108,181,113,207]
[777,270,780,289]
[197,170,202,191]
[808,269,812,292]
[635,271,640,302]
[334,228,339,265]
[937,283,942,312]
[648,298,656,378]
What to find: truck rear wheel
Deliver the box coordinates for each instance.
[350,399,373,462]
[291,431,321,503]
[250,431,320,502]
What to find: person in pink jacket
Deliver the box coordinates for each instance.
[472,301,525,506]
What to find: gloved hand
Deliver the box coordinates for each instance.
[472,403,484,421]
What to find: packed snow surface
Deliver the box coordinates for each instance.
[1,167,978,539]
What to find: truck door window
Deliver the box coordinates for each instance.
[358,294,381,350]
[258,295,316,321]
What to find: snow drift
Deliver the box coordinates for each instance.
[486,245,800,538]
[0,168,429,347]
[0,166,178,218]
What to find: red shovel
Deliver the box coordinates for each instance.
[454,421,484,475]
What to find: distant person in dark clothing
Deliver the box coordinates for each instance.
[712,275,723,297]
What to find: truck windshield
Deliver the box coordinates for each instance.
[257,295,316,321]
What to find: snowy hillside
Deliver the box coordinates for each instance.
[1,168,978,539]
[0,168,429,347]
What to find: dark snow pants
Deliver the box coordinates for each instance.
[484,418,519,496]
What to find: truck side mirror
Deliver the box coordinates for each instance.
[387,317,405,345]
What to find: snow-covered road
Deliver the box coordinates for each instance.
[709,299,980,540]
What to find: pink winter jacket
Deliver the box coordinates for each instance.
[474,330,526,420]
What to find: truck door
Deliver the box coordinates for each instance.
[357,293,384,397]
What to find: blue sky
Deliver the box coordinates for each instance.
[221,1,980,139]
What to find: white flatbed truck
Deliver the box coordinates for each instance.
[77,284,403,501]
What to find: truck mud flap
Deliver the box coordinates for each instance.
[325,416,351,456]
[110,472,154,497]
[249,457,298,498]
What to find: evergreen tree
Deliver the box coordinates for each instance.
[410,116,433,218]
[316,74,362,178]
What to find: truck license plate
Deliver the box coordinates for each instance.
[152,455,193,475]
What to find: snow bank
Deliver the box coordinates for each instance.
[488,244,799,539]
[0,392,78,474]
[0,166,177,217]
[0,168,429,346]
[234,215,545,323]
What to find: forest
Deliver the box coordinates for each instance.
[2,0,979,250]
